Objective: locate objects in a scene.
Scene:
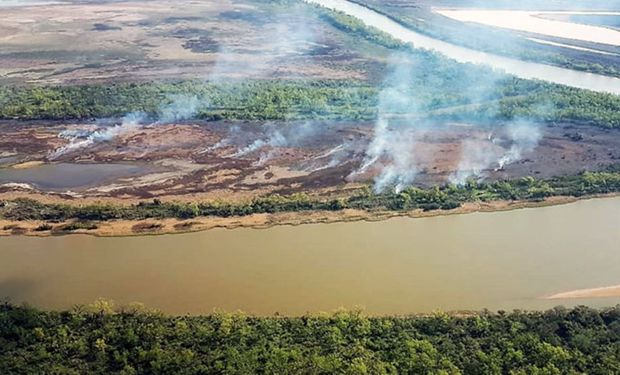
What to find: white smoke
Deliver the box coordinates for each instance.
[304,142,356,172]
[49,93,206,160]
[449,120,543,184]
[207,4,317,81]
[314,143,345,160]
[496,120,542,170]
[354,54,424,193]
[231,129,287,162]
[449,138,499,185]
[49,112,146,160]
[201,125,241,154]
[58,128,94,139]
[158,94,200,124]
[214,122,323,165]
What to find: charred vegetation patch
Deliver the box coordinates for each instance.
[172,28,220,54]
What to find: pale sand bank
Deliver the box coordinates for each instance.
[546,285,620,300]
[1,194,613,238]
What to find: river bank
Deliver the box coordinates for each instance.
[0,193,613,237]
[547,285,620,300]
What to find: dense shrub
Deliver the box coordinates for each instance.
[2,303,620,374]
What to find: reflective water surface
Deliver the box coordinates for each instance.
[0,163,156,191]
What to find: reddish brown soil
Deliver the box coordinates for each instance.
[1,119,618,203]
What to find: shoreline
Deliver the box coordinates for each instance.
[546,285,620,300]
[1,193,617,238]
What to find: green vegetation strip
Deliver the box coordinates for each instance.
[2,170,619,222]
[1,77,619,127]
[2,302,620,373]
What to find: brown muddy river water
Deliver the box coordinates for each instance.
[0,197,619,315]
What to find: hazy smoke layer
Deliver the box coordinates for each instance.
[50,4,320,160]
[226,122,325,166]
[208,4,317,81]
[158,95,200,124]
[497,120,543,170]
[357,50,544,191]
[307,143,351,171]
[50,94,204,159]
[232,130,287,158]
[449,136,499,185]
[449,120,542,184]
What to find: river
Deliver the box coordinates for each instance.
[0,197,619,315]
[435,10,620,47]
[306,0,620,95]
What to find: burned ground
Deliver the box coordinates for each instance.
[1,119,618,203]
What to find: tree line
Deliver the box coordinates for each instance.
[2,302,620,374]
[1,77,619,128]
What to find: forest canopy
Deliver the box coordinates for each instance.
[2,302,620,374]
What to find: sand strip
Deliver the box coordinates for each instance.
[546,285,620,300]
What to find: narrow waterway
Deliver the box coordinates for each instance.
[0,163,158,191]
[307,0,620,95]
[0,197,619,316]
[435,10,620,46]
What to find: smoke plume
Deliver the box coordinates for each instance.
[353,54,427,193]
[49,112,146,160]
[496,120,543,170]
[158,94,201,124]
[449,136,499,185]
